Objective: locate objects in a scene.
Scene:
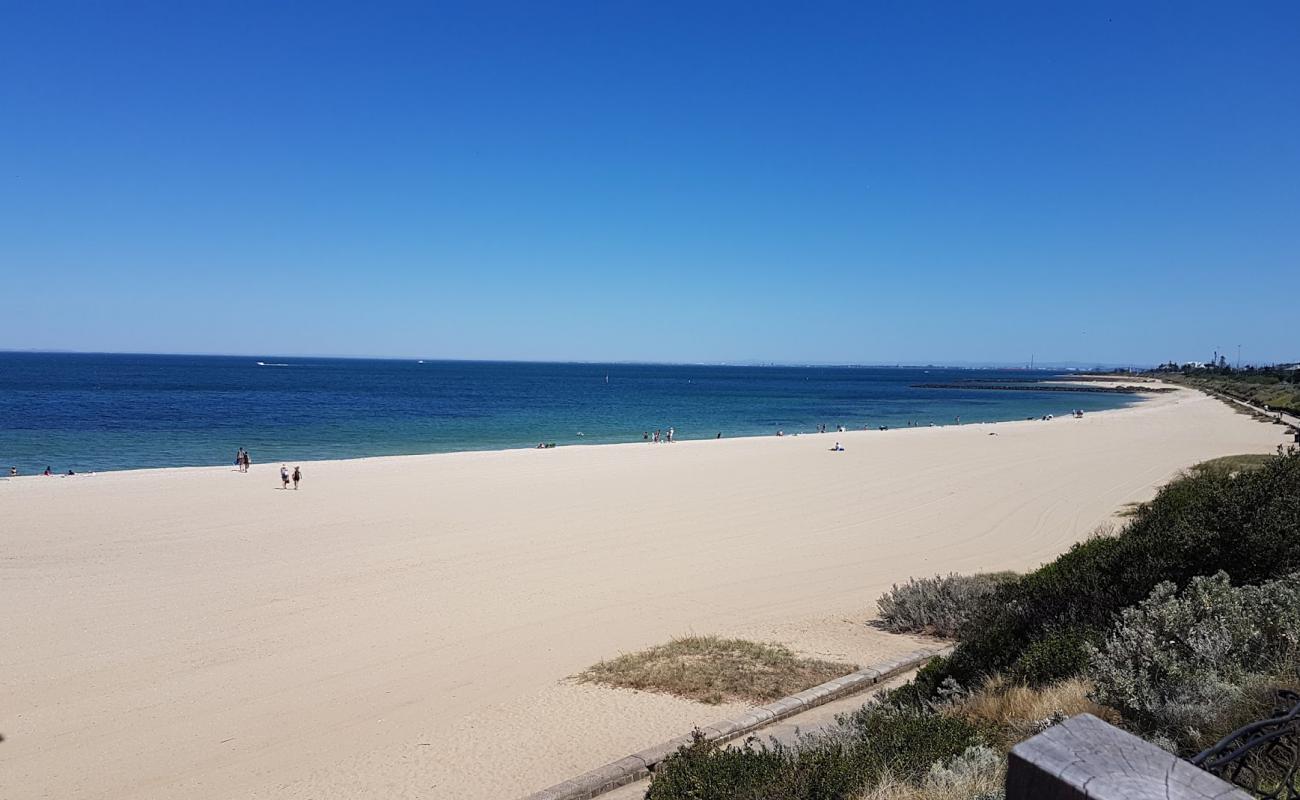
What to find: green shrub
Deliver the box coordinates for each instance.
[1087,571,1300,749]
[1009,628,1098,685]
[644,730,789,800]
[645,706,982,800]
[876,573,1017,638]
[877,656,952,710]
[843,705,985,777]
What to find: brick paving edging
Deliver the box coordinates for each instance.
[519,645,955,800]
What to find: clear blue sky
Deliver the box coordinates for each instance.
[3,2,1297,365]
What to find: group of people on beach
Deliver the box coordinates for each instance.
[7,466,79,477]
[235,448,301,490]
[643,427,675,443]
[279,464,302,490]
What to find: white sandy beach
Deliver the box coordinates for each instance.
[1,387,1288,799]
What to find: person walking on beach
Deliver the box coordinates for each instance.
[280,464,290,489]
[667,427,674,443]
[292,466,301,490]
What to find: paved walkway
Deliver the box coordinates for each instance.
[1206,389,1300,431]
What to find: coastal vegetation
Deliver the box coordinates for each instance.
[648,453,1300,799]
[645,707,984,800]
[1188,452,1277,475]
[1156,365,1300,416]
[578,636,855,705]
[876,573,1017,638]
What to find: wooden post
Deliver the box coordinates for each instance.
[1006,713,1252,799]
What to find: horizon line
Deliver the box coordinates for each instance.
[0,348,1175,370]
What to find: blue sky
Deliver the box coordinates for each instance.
[2,2,1297,365]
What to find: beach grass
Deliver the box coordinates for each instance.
[578,635,856,705]
[1189,452,1276,475]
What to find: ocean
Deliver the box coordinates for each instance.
[0,353,1139,474]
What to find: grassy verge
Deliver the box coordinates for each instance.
[578,635,856,705]
[1189,452,1276,475]
[1161,371,1300,416]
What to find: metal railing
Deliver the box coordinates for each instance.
[1191,690,1300,800]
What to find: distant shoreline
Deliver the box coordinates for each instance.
[913,382,1173,394]
[0,350,1158,370]
[4,389,1161,480]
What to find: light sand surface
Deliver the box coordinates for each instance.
[1,387,1287,799]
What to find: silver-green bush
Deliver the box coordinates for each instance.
[1088,571,1300,747]
[876,573,1017,638]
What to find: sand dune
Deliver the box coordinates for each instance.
[0,387,1286,799]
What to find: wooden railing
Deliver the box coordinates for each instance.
[1007,713,1253,799]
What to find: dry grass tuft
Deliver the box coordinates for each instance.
[951,675,1119,749]
[857,747,1005,800]
[577,635,856,705]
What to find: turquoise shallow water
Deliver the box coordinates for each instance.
[0,353,1138,474]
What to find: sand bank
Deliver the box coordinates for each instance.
[0,387,1287,798]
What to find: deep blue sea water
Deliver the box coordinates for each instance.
[0,353,1139,474]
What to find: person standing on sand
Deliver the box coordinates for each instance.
[292,466,301,490]
[280,464,290,489]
